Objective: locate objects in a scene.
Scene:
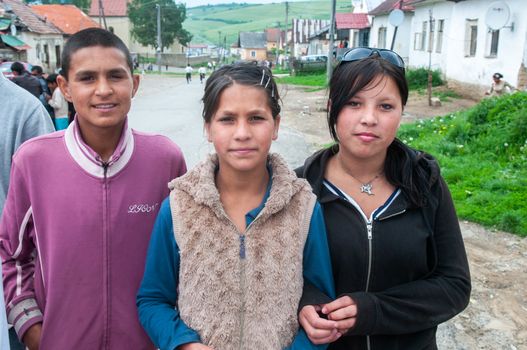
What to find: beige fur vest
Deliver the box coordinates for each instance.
[168,153,316,350]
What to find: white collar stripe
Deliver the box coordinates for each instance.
[64,121,135,178]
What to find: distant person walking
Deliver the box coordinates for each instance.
[485,72,516,96]
[46,73,69,130]
[31,65,55,119]
[185,64,193,84]
[198,66,206,83]
[10,62,42,98]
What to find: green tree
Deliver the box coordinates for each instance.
[128,0,192,51]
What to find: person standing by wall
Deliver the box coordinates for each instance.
[46,73,69,130]
[31,65,55,121]
[10,62,41,98]
[485,72,517,96]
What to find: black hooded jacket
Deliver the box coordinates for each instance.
[296,145,471,350]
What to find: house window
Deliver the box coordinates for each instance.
[485,30,500,57]
[465,19,478,57]
[436,19,444,53]
[43,44,50,66]
[421,21,427,51]
[378,27,387,49]
[414,33,422,50]
[55,45,61,68]
[428,20,435,52]
[251,50,256,58]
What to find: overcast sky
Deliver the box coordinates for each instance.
[182,0,290,8]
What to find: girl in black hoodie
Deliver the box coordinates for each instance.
[296,48,471,350]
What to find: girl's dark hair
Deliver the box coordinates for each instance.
[202,62,281,123]
[328,56,436,207]
[328,56,408,142]
[61,28,133,80]
[385,139,439,207]
[493,72,503,79]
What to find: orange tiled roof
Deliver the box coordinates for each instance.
[1,0,61,34]
[31,4,100,35]
[89,0,129,17]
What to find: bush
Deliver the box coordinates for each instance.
[406,68,443,90]
[397,92,527,236]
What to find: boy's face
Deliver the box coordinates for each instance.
[47,82,57,92]
[57,46,139,131]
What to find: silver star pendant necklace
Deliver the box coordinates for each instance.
[351,173,382,196]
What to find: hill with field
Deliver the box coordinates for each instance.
[184,0,352,46]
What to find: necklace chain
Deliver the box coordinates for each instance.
[349,173,381,196]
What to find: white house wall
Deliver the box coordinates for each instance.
[20,33,64,73]
[408,1,451,76]
[408,0,526,89]
[370,14,412,62]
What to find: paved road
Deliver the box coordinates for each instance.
[128,74,313,169]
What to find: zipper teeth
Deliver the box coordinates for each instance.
[218,211,260,349]
[378,209,406,221]
[102,162,109,349]
[365,222,373,292]
[366,221,373,350]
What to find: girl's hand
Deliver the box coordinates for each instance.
[299,304,341,344]
[322,296,358,334]
[179,343,214,350]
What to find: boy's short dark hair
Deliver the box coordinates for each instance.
[46,73,58,84]
[31,65,44,75]
[11,62,25,74]
[61,28,133,80]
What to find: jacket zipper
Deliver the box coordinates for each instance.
[102,162,110,349]
[237,217,261,349]
[365,209,406,350]
[238,234,246,350]
[215,213,260,350]
[365,221,373,350]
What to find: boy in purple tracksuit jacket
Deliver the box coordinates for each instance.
[0,28,186,349]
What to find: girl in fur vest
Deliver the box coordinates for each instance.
[137,63,335,350]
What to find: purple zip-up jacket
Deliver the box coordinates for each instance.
[0,120,187,349]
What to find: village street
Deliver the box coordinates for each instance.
[129,75,527,350]
[128,73,315,169]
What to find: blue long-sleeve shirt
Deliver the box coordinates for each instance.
[137,189,335,350]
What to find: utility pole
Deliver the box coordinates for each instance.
[98,0,107,30]
[326,0,336,82]
[218,31,221,65]
[156,4,162,74]
[284,1,291,71]
[428,9,433,106]
[223,35,227,63]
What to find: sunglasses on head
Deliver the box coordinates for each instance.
[340,47,405,69]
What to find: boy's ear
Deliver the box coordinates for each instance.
[57,75,72,102]
[132,74,140,98]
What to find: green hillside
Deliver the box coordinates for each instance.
[184,0,352,46]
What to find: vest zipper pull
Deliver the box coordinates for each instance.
[239,235,246,259]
